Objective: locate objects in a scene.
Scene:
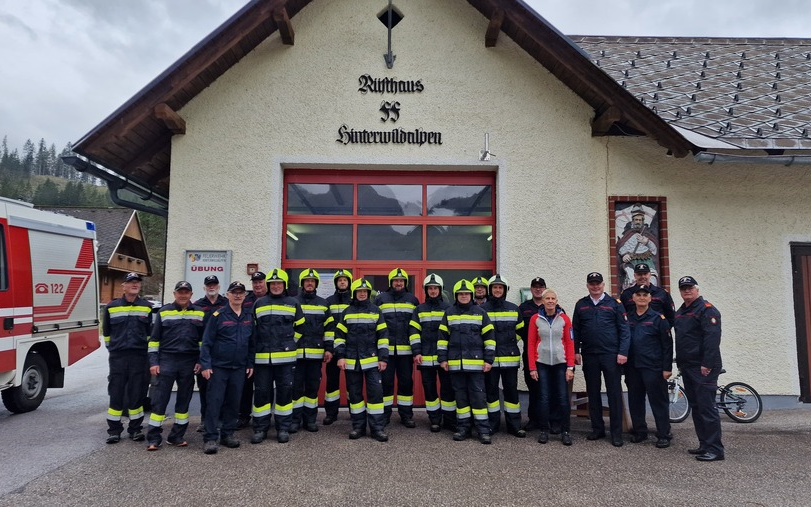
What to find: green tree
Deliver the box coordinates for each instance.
[32,178,60,205]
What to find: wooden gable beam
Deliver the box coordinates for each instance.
[154,103,186,134]
[485,9,504,47]
[273,7,295,45]
[592,106,623,136]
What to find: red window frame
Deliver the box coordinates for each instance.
[282,169,496,280]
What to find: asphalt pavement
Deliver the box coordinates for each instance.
[1,347,810,506]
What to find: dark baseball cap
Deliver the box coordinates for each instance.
[586,272,603,283]
[124,272,143,282]
[634,263,651,274]
[632,284,652,294]
[678,276,698,288]
[203,275,219,285]
[227,281,246,293]
[250,271,266,282]
[174,280,193,291]
[530,277,546,287]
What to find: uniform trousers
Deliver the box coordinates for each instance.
[107,351,149,436]
[581,353,624,437]
[381,353,414,421]
[681,365,724,455]
[624,364,671,439]
[450,371,491,436]
[252,363,295,433]
[203,366,245,442]
[419,365,456,427]
[324,355,342,419]
[345,366,385,433]
[292,358,323,427]
[484,367,522,433]
[147,354,197,445]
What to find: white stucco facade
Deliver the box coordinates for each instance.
[161,0,809,395]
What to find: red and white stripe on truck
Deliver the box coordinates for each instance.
[1,197,100,413]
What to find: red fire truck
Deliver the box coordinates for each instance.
[0,196,100,413]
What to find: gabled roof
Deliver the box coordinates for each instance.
[40,207,152,274]
[71,0,694,200]
[574,36,811,151]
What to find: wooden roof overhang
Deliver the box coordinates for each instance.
[71,0,693,202]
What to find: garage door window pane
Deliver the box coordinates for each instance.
[288,184,353,215]
[427,225,492,261]
[358,225,422,260]
[286,224,353,260]
[359,185,422,216]
[427,185,492,216]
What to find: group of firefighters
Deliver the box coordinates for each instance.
[102,264,723,460]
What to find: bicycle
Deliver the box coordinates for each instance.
[667,369,763,423]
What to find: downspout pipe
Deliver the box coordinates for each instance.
[61,156,168,217]
[695,152,811,166]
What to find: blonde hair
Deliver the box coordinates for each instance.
[540,288,558,300]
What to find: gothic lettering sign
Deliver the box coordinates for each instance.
[336,74,443,146]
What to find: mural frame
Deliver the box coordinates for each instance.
[608,196,670,295]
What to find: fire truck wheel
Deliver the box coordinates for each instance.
[1,352,49,413]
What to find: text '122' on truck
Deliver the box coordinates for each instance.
[0,196,100,413]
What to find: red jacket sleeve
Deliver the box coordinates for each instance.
[527,314,539,370]
[562,314,575,367]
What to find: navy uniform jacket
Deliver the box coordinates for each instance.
[481,297,524,368]
[409,296,451,367]
[627,308,673,371]
[674,296,722,369]
[103,296,153,353]
[437,303,496,372]
[572,293,631,357]
[200,304,255,370]
[253,293,305,365]
[148,302,205,367]
[620,284,676,327]
[375,289,419,355]
[295,291,332,359]
[333,299,389,371]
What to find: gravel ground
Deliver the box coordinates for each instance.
[2,406,810,507]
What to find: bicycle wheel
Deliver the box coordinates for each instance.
[720,382,763,423]
[669,384,691,423]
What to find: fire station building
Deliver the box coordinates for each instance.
[68,0,811,401]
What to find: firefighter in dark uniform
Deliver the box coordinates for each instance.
[103,272,152,444]
[250,269,304,444]
[674,276,724,462]
[292,268,331,433]
[236,271,267,428]
[146,281,205,450]
[572,272,631,447]
[620,263,675,326]
[471,276,489,306]
[438,280,496,444]
[193,275,227,433]
[624,284,673,449]
[481,274,526,437]
[200,281,255,454]
[374,267,419,428]
[410,273,454,432]
[334,278,390,442]
[323,269,353,425]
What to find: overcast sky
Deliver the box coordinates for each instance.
[1,0,808,153]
